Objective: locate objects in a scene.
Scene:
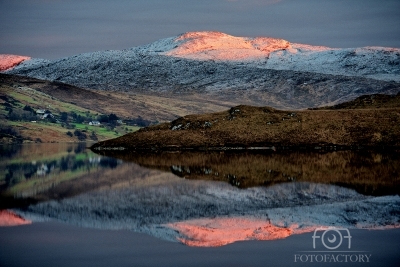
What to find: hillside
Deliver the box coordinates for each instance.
[3,31,400,110]
[0,74,144,143]
[1,74,265,143]
[1,74,241,120]
[91,93,400,150]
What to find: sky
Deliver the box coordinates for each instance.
[1,0,399,59]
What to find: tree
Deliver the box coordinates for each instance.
[60,112,68,122]
[108,113,119,121]
[7,110,36,121]
[75,114,84,123]
[23,105,35,113]
[70,111,77,119]
[73,129,87,141]
[98,114,109,123]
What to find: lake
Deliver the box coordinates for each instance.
[1,143,399,266]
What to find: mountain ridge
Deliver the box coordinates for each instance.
[2,31,400,110]
[5,31,400,80]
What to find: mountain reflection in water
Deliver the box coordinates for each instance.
[94,150,400,196]
[1,144,399,246]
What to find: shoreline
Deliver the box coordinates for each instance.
[91,144,400,152]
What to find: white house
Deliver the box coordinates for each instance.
[89,121,101,126]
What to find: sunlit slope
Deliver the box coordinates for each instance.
[0,55,30,71]
[160,31,291,61]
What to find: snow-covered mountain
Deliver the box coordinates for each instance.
[2,31,400,109]
[146,31,400,81]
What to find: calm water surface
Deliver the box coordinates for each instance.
[0,143,399,247]
[1,143,399,207]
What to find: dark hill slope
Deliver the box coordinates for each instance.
[92,94,400,150]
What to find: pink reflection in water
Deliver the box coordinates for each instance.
[167,217,301,247]
[0,210,31,227]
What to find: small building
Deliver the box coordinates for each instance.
[89,121,101,126]
[36,109,46,114]
[41,113,55,119]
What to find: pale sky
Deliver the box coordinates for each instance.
[1,0,399,59]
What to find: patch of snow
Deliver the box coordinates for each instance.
[9,57,51,71]
[265,45,400,82]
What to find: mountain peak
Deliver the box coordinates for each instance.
[161,31,291,61]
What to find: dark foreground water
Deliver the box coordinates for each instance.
[1,222,399,267]
[0,143,399,266]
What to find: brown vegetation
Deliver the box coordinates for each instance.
[317,93,400,110]
[92,94,400,150]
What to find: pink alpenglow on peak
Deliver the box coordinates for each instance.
[162,31,291,61]
[0,210,32,227]
[0,54,31,71]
